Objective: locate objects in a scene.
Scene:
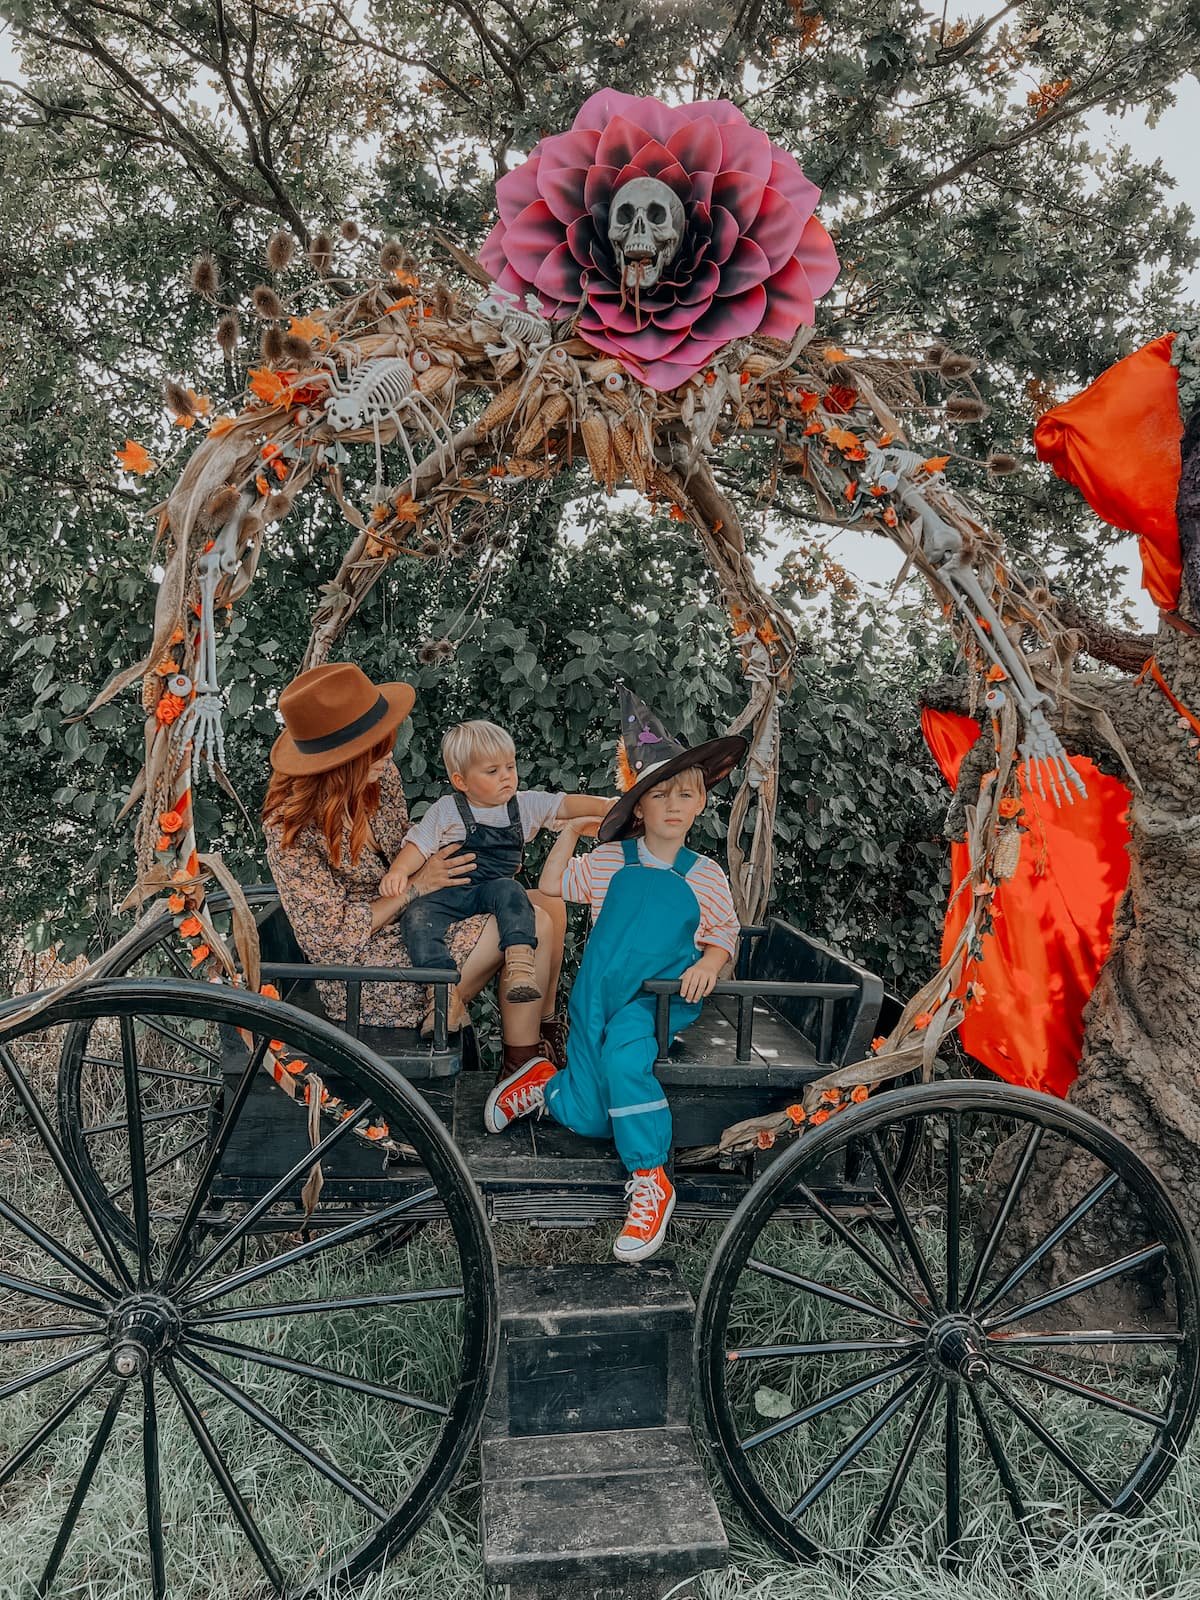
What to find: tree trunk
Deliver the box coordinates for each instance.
[996,415,1200,1288]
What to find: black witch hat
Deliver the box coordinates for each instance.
[597,683,746,843]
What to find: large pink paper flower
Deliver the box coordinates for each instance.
[478,89,839,392]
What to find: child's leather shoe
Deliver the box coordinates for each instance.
[419,986,470,1037]
[613,1166,675,1264]
[502,944,542,1003]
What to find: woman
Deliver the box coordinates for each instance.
[262,661,566,1074]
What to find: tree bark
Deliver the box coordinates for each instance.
[982,420,1200,1291]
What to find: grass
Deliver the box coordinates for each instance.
[3,997,1200,1600]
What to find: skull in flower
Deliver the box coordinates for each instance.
[478,89,840,392]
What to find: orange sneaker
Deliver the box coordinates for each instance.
[483,1056,556,1134]
[613,1167,675,1264]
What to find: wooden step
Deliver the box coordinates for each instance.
[480,1426,728,1588]
[488,1263,693,1438]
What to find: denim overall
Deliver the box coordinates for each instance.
[544,837,703,1172]
[399,791,537,968]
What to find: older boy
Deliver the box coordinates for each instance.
[483,687,745,1263]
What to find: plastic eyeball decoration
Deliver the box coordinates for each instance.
[168,674,193,699]
[410,349,432,373]
[985,686,1006,710]
[877,470,900,492]
[550,346,570,365]
[603,372,625,392]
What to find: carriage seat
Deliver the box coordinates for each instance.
[650,917,885,1148]
[253,896,474,1084]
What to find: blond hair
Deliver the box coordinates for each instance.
[441,719,516,779]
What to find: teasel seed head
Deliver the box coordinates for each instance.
[939,351,978,380]
[987,452,1020,475]
[379,239,404,274]
[164,379,195,417]
[924,342,946,366]
[282,333,313,364]
[215,311,240,355]
[260,325,285,364]
[190,253,219,299]
[205,483,242,527]
[251,284,283,320]
[266,230,296,271]
[945,394,988,423]
[307,230,334,274]
[339,219,360,243]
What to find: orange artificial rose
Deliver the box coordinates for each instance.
[850,1084,870,1104]
[190,943,211,967]
[820,1087,842,1105]
[155,693,185,726]
[259,983,280,999]
[158,809,184,834]
[998,797,1022,819]
[871,1036,888,1052]
[178,915,203,938]
[810,1108,831,1126]
[155,834,171,852]
[755,1127,777,1149]
[167,893,186,913]
[785,1104,807,1125]
[913,1012,933,1030]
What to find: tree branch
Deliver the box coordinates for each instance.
[1052,594,1156,675]
[859,22,1189,230]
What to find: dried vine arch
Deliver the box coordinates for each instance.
[80,231,1095,1119]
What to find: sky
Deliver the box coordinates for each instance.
[3,13,1196,626]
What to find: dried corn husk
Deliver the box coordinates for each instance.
[992,824,1022,881]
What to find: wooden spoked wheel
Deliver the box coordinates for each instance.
[56,889,282,1247]
[1,979,497,1597]
[696,1081,1200,1562]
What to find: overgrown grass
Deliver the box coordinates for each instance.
[3,1011,1200,1600]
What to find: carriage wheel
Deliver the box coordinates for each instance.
[696,1080,1200,1562]
[1,978,497,1596]
[57,889,281,1245]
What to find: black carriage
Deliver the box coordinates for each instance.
[3,887,1199,1596]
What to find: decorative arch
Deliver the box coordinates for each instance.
[85,92,1086,1099]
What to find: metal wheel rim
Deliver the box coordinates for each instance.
[56,890,281,1248]
[696,1079,1200,1564]
[2,977,499,1597]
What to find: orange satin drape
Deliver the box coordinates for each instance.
[921,709,1133,1098]
[1033,333,1183,611]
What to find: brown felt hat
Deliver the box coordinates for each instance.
[270,663,416,775]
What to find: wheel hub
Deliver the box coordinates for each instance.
[927,1314,990,1382]
[106,1292,182,1377]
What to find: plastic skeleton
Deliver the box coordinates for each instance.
[316,346,455,494]
[182,498,248,781]
[470,285,552,366]
[863,443,1086,803]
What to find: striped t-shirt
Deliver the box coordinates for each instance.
[562,840,740,958]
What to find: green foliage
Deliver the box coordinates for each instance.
[0,0,1195,987]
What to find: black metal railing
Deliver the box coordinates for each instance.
[641,978,859,1067]
[258,962,460,1050]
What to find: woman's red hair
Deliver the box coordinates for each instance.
[263,733,395,866]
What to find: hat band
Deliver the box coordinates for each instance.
[292,693,390,755]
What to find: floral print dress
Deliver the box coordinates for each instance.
[263,763,487,1027]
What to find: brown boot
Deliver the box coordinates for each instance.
[502,944,543,1004]
[420,985,470,1038]
[540,1015,568,1070]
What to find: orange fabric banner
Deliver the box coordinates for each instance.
[1033,332,1183,610]
[921,709,1133,1098]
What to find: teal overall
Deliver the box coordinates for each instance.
[543,838,704,1172]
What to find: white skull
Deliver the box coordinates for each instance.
[608,177,685,289]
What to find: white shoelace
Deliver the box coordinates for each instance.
[506,1079,546,1118]
[623,1171,666,1232]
